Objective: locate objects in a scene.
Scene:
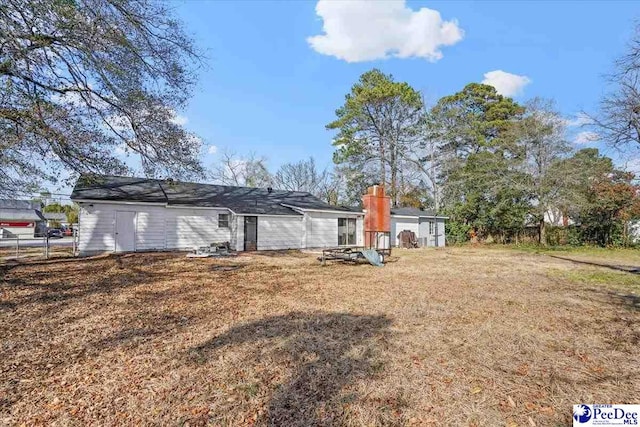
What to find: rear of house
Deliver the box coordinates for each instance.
[71,175,364,256]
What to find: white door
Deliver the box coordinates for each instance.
[115,211,136,252]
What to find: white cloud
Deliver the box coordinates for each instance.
[564,112,593,127]
[481,70,531,97]
[573,131,600,144]
[170,113,188,126]
[307,0,463,62]
[625,158,640,175]
[207,145,218,155]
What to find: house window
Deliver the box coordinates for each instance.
[338,218,356,246]
[218,213,230,228]
[429,221,435,235]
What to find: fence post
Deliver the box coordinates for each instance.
[15,235,19,259]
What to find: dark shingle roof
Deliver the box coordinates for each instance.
[71,175,359,216]
[0,199,45,221]
[0,199,41,210]
[391,207,437,217]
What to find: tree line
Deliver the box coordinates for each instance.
[220,71,640,247]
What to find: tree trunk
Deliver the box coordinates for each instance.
[390,143,397,207]
[379,140,386,191]
[539,219,546,246]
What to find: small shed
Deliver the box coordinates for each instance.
[390,207,448,247]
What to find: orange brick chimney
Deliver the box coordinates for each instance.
[362,185,390,247]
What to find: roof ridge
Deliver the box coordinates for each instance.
[79,173,318,197]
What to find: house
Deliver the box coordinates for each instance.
[0,199,46,239]
[390,208,447,247]
[42,212,68,228]
[70,175,365,256]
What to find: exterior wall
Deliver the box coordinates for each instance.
[435,218,446,247]
[78,202,366,255]
[304,211,363,248]
[79,203,118,254]
[165,208,231,250]
[78,203,232,255]
[134,206,167,251]
[390,216,419,247]
[257,216,303,250]
[418,217,447,247]
[235,215,244,252]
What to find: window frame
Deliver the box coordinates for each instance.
[429,221,434,235]
[218,213,230,229]
[338,217,357,246]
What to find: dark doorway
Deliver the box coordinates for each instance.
[244,216,258,251]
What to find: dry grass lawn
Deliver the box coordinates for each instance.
[1,247,639,426]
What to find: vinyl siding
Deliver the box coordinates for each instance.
[78,203,231,254]
[257,216,303,250]
[235,215,244,251]
[78,204,118,253]
[78,202,367,255]
[165,208,231,249]
[305,211,363,248]
[135,206,166,251]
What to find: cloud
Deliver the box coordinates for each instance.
[625,158,640,175]
[307,0,463,62]
[170,113,188,126]
[481,70,531,97]
[573,131,600,144]
[564,112,593,127]
[207,145,218,155]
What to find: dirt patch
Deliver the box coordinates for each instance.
[1,248,639,425]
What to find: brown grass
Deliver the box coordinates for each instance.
[1,248,638,426]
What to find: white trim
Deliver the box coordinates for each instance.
[74,198,166,206]
[166,204,231,211]
[392,214,449,219]
[235,213,302,218]
[281,203,364,215]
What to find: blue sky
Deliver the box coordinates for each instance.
[100,1,640,192]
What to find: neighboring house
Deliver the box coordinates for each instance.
[390,208,448,248]
[70,175,364,256]
[42,212,68,228]
[0,199,46,238]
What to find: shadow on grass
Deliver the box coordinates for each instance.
[189,311,392,426]
[547,254,640,274]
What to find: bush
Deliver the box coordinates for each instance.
[445,221,472,244]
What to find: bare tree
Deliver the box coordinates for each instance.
[272,157,333,198]
[592,23,640,150]
[514,98,571,244]
[0,0,205,193]
[211,150,272,188]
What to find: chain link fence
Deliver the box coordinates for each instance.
[0,233,78,263]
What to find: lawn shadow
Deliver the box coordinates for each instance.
[547,254,640,274]
[190,311,392,426]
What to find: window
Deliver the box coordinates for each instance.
[338,218,356,246]
[429,221,435,235]
[218,213,229,228]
